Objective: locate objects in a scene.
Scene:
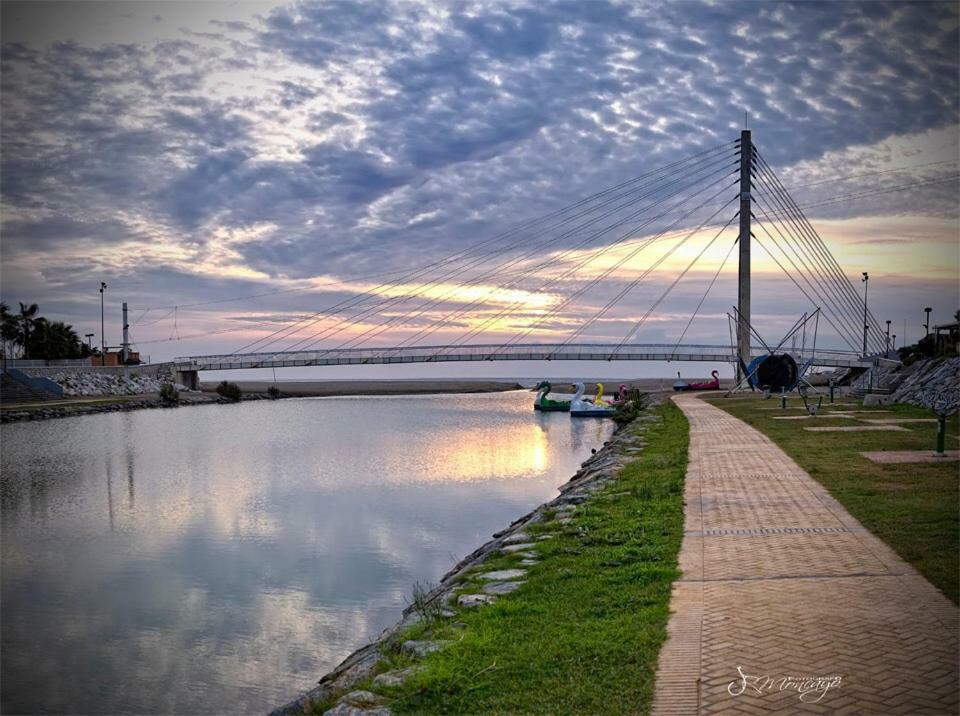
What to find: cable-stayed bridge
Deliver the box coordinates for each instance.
[174,343,872,375]
[164,131,911,385]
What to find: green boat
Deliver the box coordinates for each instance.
[533,380,571,412]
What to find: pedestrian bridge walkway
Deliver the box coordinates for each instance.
[174,343,875,373]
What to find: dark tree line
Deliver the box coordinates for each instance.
[1,302,96,360]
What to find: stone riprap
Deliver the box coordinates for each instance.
[267,405,662,716]
[851,357,960,411]
[51,371,190,397]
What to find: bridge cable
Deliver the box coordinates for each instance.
[287,149,737,355]
[240,144,736,357]
[669,235,738,358]
[323,152,741,356]
[750,213,863,353]
[606,206,740,357]
[438,168,742,355]
[228,142,736,355]
[755,150,938,345]
[491,176,740,354]
[753,151,889,351]
[751,188,877,352]
[749,228,862,353]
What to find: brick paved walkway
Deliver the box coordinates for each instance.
[651,394,958,715]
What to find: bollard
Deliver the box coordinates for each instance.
[780,389,787,410]
[936,417,946,457]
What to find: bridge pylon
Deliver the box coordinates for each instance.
[736,129,752,380]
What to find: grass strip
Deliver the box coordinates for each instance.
[706,395,959,603]
[349,401,690,715]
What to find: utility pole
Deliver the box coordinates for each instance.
[885,320,891,357]
[861,272,869,357]
[924,307,932,337]
[737,129,752,378]
[99,282,107,366]
[121,302,130,365]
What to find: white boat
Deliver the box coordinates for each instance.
[569,381,616,418]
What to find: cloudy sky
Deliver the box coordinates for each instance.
[1,0,957,375]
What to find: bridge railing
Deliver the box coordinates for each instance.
[175,343,873,370]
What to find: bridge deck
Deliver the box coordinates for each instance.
[175,343,875,371]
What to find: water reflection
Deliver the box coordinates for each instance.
[1,391,611,714]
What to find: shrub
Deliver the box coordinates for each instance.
[612,387,650,425]
[159,382,179,405]
[267,385,281,399]
[216,380,242,402]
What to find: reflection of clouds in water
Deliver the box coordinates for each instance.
[0,392,612,713]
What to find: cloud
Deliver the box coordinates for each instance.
[1,0,957,358]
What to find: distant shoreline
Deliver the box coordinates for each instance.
[205,377,692,397]
[206,379,525,396]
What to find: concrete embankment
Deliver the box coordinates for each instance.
[269,400,665,716]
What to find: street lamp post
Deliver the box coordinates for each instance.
[861,272,869,357]
[885,320,891,357]
[84,333,94,352]
[924,307,932,337]
[892,334,897,352]
[99,282,107,366]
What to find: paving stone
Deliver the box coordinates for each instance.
[860,450,959,463]
[324,704,391,716]
[501,532,531,544]
[651,393,959,716]
[479,569,526,580]
[500,542,536,553]
[519,558,539,565]
[858,418,939,424]
[372,667,421,688]
[339,691,383,707]
[400,640,451,658]
[770,414,856,420]
[457,593,496,607]
[804,425,910,432]
[482,581,524,596]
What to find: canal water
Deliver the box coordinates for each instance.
[0,391,612,714]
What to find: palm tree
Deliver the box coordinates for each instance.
[0,302,18,359]
[17,302,39,359]
[31,320,84,359]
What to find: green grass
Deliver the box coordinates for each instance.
[328,402,689,715]
[705,394,959,603]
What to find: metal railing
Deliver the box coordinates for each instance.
[175,343,874,371]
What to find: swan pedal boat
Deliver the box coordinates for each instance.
[672,370,720,392]
[533,380,571,411]
[569,381,616,418]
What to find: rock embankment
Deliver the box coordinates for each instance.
[1,392,285,424]
[854,357,959,413]
[888,357,959,411]
[48,371,189,397]
[269,407,662,716]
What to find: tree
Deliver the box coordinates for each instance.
[16,302,39,359]
[28,319,85,359]
[0,303,19,359]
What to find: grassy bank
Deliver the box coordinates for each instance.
[706,395,959,603]
[322,401,689,715]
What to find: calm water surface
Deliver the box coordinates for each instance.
[1,391,612,714]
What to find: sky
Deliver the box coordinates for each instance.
[1,0,958,379]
